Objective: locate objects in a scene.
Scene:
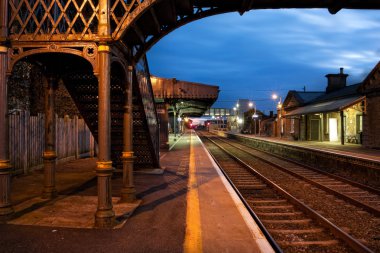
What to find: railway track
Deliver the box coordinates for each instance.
[198,132,376,253]
[210,134,380,217]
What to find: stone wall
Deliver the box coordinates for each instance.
[222,132,380,189]
[363,95,380,149]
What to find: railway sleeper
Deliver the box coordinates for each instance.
[253,205,293,210]
[269,228,324,234]
[237,184,267,190]
[261,219,312,224]
[234,181,264,185]
[249,199,288,205]
[278,240,339,247]
[342,191,373,195]
[255,212,303,217]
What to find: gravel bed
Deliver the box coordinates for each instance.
[205,141,353,253]
[229,147,380,252]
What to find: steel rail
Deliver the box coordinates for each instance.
[213,135,380,217]
[199,133,283,253]
[201,133,374,253]
[234,135,380,195]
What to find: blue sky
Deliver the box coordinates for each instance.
[147,9,380,114]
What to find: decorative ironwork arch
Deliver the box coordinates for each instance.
[7,43,98,75]
[111,0,380,63]
[128,6,235,63]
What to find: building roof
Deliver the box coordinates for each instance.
[151,75,219,117]
[359,61,380,93]
[294,91,325,104]
[286,95,365,116]
[310,83,362,103]
[283,91,324,110]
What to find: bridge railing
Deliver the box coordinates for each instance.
[8,0,101,41]
[135,55,160,167]
[7,0,144,41]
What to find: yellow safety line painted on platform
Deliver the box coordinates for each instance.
[184,131,203,253]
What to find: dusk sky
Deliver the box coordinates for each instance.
[148,9,380,114]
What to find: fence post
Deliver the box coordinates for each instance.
[74,116,79,159]
[21,111,28,174]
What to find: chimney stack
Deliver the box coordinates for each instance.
[325,68,348,93]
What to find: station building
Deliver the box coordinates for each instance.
[278,62,380,149]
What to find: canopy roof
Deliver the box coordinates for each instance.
[285,96,365,117]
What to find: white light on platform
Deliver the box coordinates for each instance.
[329,118,338,141]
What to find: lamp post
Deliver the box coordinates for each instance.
[233,107,237,132]
[272,94,283,137]
[249,101,259,135]
[236,103,240,119]
[272,94,282,109]
[177,117,182,134]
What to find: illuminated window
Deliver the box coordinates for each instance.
[356,115,363,133]
[290,118,295,133]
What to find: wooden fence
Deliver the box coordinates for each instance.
[9,111,95,174]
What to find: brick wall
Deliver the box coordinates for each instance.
[363,95,380,148]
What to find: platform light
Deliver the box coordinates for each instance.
[272,94,282,109]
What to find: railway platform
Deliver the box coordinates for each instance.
[1,130,274,253]
[217,131,380,189]
[234,133,380,163]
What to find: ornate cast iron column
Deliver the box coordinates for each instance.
[0,46,14,218]
[95,44,115,227]
[120,66,136,202]
[95,0,114,228]
[0,0,14,218]
[173,109,177,140]
[42,75,58,199]
[158,103,170,150]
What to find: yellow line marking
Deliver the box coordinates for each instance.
[184,131,203,253]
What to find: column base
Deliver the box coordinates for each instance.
[0,205,14,222]
[160,142,170,150]
[94,209,116,228]
[41,188,58,199]
[0,160,14,219]
[120,187,136,203]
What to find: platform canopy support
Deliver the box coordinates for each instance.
[0,0,14,219]
[120,65,136,203]
[42,74,58,199]
[95,0,115,228]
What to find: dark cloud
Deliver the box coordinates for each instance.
[148,9,380,112]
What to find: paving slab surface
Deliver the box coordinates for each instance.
[9,196,140,229]
[0,131,272,253]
